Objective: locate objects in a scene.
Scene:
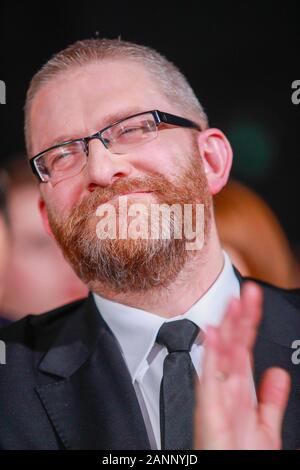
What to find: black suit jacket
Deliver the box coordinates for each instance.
[1,276,300,450]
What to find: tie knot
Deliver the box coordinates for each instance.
[156,319,199,353]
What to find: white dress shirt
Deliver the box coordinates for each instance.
[93,252,245,449]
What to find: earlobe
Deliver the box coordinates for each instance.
[38,197,56,240]
[197,128,233,195]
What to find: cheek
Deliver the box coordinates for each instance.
[42,176,86,217]
[130,138,185,178]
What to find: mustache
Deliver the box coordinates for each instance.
[49,154,208,229]
[69,174,172,219]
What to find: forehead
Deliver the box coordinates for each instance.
[29,60,171,156]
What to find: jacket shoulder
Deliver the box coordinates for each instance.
[0,297,89,345]
[242,276,300,347]
[243,276,300,307]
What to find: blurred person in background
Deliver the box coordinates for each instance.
[1,156,88,321]
[0,170,10,326]
[215,180,300,289]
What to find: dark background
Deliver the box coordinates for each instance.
[0,1,299,244]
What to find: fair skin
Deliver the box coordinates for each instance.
[194,282,291,449]
[29,60,232,318]
[2,184,87,318]
[28,59,291,448]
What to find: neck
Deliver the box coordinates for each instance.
[89,221,224,318]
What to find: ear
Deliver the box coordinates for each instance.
[38,196,56,241]
[197,128,233,195]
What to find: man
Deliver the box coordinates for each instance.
[0,38,298,450]
[1,157,87,319]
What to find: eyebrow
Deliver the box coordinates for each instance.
[44,106,145,150]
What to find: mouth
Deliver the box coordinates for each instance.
[110,190,154,202]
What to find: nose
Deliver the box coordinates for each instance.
[85,137,133,191]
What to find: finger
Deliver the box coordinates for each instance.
[218,282,263,352]
[218,296,241,348]
[216,299,246,374]
[203,311,249,381]
[201,326,224,403]
[196,326,226,438]
[201,326,221,384]
[206,284,263,389]
[239,282,263,349]
[202,325,251,395]
[258,367,291,443]
[223,282,263,352]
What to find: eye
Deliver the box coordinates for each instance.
[116,122,152,142]
[123,126,140,132]
[52,151,74,167]
[120,126,143,135]
[46,144,83,172]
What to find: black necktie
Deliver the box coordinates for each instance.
[156,319,200,450]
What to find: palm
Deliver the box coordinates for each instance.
[194,283,291,450]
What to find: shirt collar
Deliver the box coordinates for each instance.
[93,251,240,382]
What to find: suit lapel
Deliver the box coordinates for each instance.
[34,294,151,450]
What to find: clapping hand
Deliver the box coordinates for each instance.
[194,282,291,450]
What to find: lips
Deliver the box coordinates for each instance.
[109,190,153,202]
[119,190,152,197]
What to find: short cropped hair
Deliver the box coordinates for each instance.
[24,38,208,156]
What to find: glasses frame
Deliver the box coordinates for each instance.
[29,109,201,183]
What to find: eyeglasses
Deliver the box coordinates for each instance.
[29,109,201,184]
